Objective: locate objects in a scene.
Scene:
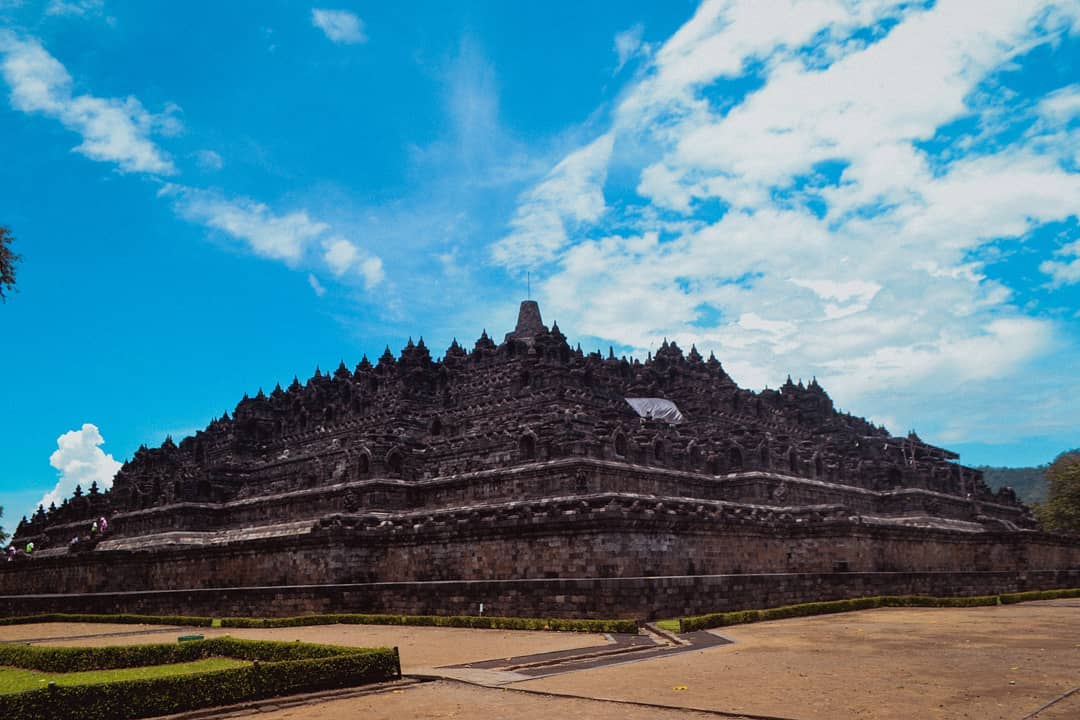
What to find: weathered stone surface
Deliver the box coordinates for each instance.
[3,301,1076,617]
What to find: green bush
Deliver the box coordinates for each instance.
[677,588,1080,632]
[0,638,399,720]
[0,637,378,673]
[0,611,635,634]
[0,613,213,628]
[219,613,638,634]
[998,587,1080,604]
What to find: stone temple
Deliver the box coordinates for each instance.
[4,301,1078,619]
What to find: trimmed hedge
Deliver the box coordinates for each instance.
[219,613,639,634]
[678,588,1080,632]
[0,613,213,628]
[999,588,1080,604]
[0,612,636,634]
[0,637,351,673]
[0,638,399,720]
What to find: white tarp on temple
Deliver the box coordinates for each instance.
[625,397,684,424]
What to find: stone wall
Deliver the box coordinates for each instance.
[3,503,1076,602]
[28,461,1028,549]
[4,570,1078,620]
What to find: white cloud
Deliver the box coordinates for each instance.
[1039,84,1080,121]
[323,236,359,276]
[614,23,645,72]
[164,185,329,264]
[790,278,882,319]
[45,0,103,17]
[1040,239,1080,287]
[0,32,177,174]
[311,8,366,45]
[359,255,384,290]
[40,424,122,511]
[648,0,1057,212]
[193,149,223,171]
[163,186,387,290]
[489,0,1080,446]
[492,132,614,269]
[0,31,393,304]
[321,236,384,288]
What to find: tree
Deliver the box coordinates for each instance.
[0,226,19,302]
[0,506,6,546]
[1034,450,1080,533]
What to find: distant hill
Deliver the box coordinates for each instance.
[978,465,1048,505]
[978,449,1080,506]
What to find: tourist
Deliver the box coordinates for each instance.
[99,516,108,534]
[70,535,79,546]
[5,545,14,561]
[24,541,34,555]
[90,520,98,539]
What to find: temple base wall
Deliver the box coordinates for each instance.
[2,512,1077,614]
[4,570,1079,620]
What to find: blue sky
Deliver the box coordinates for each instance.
[0,0,1077,530]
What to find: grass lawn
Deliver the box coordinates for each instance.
[0,657,249,695]
[654,619,680,632]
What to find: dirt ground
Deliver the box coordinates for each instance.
[516,599,1080,720]
[1028,691,1079,719]
[0,621,181,642]
[243,680,749,720]
[4,600,1077,719]
[4,622,611,672]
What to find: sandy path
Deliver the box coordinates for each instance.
[6,603,1077,719]
[512,600,1080,720]
[1029,691,1080,719]
[25,623,611,672]
[244,679,751,719]
[0,622,183,642]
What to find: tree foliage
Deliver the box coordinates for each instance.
[978,464,1048,504]
[1034,449,1080,533]
[0,226,19,302]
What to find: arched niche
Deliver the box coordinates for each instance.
[687,441,702,468]
[386,449,404,477]
[729,446,743,471]
[519,433,537,461]
[613,432,628,458]
[356,450,371,477]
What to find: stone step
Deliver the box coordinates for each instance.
[95,521,316,551]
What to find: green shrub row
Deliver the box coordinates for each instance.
[0,611,636,634]
[220,612,639,634]
[678,587,1080,632]
[0,613,213,628]
[998,587,1080,604]
[0,637,357,673]
[0,638,399,720]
